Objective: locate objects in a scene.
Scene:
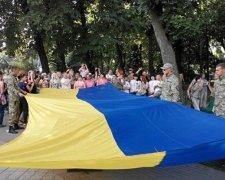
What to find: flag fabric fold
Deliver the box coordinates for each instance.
[0,83,224,169]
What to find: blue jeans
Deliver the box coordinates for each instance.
[0,104,4,125]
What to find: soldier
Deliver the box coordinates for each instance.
[160,63,180,102]
[187,75,203,111]
[214,63,225,118]
[5,65,27,134]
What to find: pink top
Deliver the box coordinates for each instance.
[85,80,95,88]
[74,81,86,89]
[97,78,108,86]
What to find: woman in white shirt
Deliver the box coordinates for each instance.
[130,75,139,94]
[50,73,60,88]
[137,75,148,96]
[79,64,89,78]
[123,77,130,93]
[61,72,71,89]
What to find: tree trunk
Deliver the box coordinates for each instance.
[149,8,184,102]
[149,9,179,76]
[77,0,91,67]
[146,27,156,76]
[116,42,125,71]
[34,32,50,73]
[174,39,185,102]
[20,0,50,73]
[205,28,209,79]
[174,39,183,74]
[56,40,67,72]
[57,51,66,72]
[199,38,204,73]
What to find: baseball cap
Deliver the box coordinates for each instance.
[161,63,173,70]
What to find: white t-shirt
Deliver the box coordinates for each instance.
[153,80,161,94]
[149,80,160,94]
[130,80,141,93]
[123,81,130,93]
[61,78,71,89]
[106,74,115,81]
[79,69,89,78]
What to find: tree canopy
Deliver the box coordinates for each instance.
[0,0,224,79]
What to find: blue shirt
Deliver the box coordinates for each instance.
[18,82,27,91]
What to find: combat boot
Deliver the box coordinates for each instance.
[14,123,24,130]
[8,126,18,134]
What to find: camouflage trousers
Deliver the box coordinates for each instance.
[214,101,225,118]
[200,91,207,109]
[215,108,225,118]
[191,97,200,111]
[8,100,19,126]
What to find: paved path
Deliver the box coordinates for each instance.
[1,113,225,180]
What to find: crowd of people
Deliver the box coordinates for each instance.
[0,62,225,134]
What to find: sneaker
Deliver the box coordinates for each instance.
[0,124,6,128]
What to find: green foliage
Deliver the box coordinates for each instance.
[0,52,12,71]
[128,44,143,70]
[9,55,36,71]
[0,0,225,76]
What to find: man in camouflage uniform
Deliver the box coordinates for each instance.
[214,63,225,118]
[160,63,180,102]
[5,65,26,134]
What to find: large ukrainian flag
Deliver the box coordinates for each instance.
[0,83,225,169]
